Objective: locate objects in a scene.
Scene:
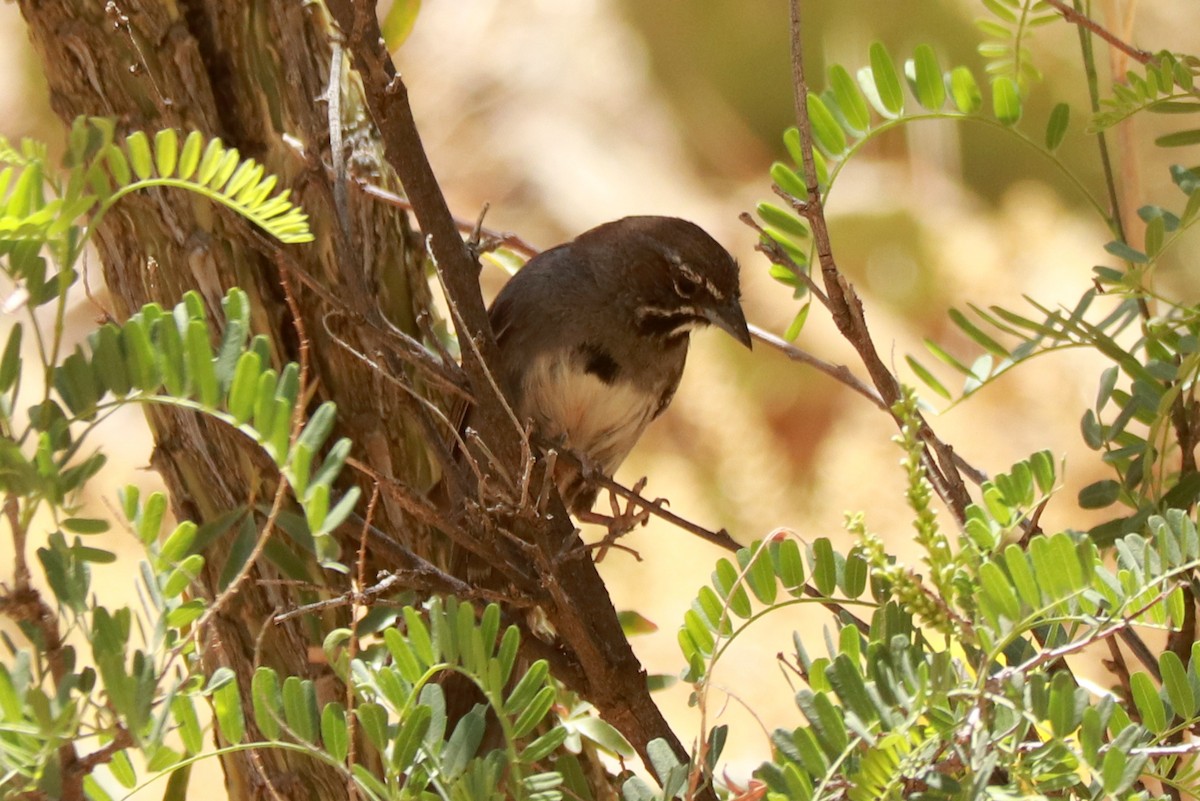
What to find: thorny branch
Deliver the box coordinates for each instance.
[785,0,975,523]
[1043,0,1153,65]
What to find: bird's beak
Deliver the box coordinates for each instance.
[704,299,753,350]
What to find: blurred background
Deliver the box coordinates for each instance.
[3,0,1199,790]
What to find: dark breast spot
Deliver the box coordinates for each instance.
[580,343,620,385]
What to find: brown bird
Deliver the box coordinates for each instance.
[482,215,751,516]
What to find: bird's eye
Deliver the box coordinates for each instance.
[672,267,702,299]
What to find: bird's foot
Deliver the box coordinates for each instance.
[578,478,662,562]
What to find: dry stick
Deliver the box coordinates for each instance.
[551,449,741,551]
[740,216,991,490]
[345,484,380,801]
[360,182,541,257]
[1042,0,1153,65]
[750,324,885,411]
[786,0,973,523]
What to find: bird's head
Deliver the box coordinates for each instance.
[578,216,752,349]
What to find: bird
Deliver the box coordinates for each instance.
[482,215,752,518]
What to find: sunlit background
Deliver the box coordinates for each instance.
[3,0,1199,791]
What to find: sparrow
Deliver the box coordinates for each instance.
[484,215,752,515]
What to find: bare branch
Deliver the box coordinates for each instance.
[1043,0,1153,65]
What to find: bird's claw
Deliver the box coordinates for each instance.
[577,478,662,562]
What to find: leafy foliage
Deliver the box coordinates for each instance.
[1090,51,1200,135]
[974,0,1058,87]
[756,40,1069,340]
[0,117,601,800]
[675,392,1200,800]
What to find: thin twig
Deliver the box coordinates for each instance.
[360,182,540,257]
[750,324,885,410]
[1043,0,1152,65]
[551,450,741,552]
[786,0,974,522]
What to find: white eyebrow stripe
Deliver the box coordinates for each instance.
[676,262,726,300]
[637,305,701,319]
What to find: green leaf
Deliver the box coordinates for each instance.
[1130,671,1166,733]
[1030,451,1055,495]
[1004,544,1042,609]
[807,94,847,156]
[740,542,778,605]
[683,609,715,657]
[905,355,951,399]
[1045,102,1070,150]
[93,323,130,397]
[784,304,809,342]
[521,726,568,763]
[774,537,806,594]
[829,64,870,133]
[171,694,204,756]
[251,667,283,740]
[573,715,635,757]
[992,76,1022,125]
[124,131,154,180]
[318,486,359,538]
[0,323,21,394]
[357,702,389,751]
[162,554,204,598]
[153,129,178,178]
[1080,409,1103,449]
[443,705,485,778]
[1078,479,1121,509]
[321,703,349,762]
[618,610,658,637]
[135,491,168,545]
[381,0,422,50]
[757,201,809,238]
[1144,214,1165,258]
[979,561,1021,621]
[770,161,808,199]
[949,66,983,113]
[282,676,319,743]
[176,130,203,181]
[1160,650,1195,717]
[392,704,431,771]
[196,137,226,185]
[121,316,160,392]
[948,308,1008,358]
[511,686,555,737]
[867,42,904,116]
[712,558,752,618]
[185,320,219,408]
[226,351,262,425]
[1104,239,1149,264]
[982,0,1018,22]
[504,659,549,716]
[62,517,109,534]
[1156,128,1200,147]
[158,521,198,566]
[910,44,945,110]
[211,675,245,745]
[811,538,837,596]
[104,145,131,187]
[208,146,240,190]
[297,401,337,455]
[841,547,867,598]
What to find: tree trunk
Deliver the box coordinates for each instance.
[18,1,429,797]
